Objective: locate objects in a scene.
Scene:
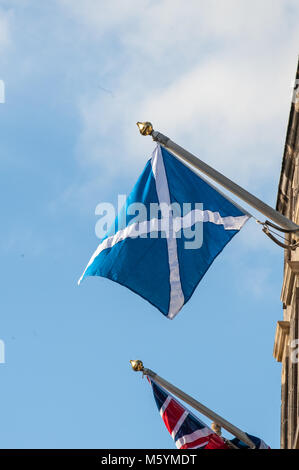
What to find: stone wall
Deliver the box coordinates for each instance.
[274,58,299,449]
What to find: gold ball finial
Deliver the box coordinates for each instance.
[130,360,144,372]
[211,422,222,436]
[136,122,153,136]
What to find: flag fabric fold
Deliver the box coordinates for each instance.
[79,144,250,318]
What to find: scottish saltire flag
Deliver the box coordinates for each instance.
[230,434,270,449]
[149,378,229,449]
[79,145,249,318]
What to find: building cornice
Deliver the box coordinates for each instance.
[273,321,290,362]
[281,261,299,306]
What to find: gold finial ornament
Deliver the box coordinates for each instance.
[130,360,144,372]
[211,422,222,436]
[136,122,154,136]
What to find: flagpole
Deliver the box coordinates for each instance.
[130,360,256,449]
[136,122,299,232]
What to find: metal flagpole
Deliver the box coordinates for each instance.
[136,122,299,232]
[130,360,256,449]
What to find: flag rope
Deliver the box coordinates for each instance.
[256,220,299,250]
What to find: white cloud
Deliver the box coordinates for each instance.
[58,0,299,187]
[59,0,148,37]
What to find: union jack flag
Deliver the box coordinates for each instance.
[149,379,270,449]
[149,378,229,449]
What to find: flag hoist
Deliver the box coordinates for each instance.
[136,121,299,232]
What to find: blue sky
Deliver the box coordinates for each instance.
[0,0,299,449]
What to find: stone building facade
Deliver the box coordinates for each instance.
[274,58,299,449]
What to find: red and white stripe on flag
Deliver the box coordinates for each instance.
[149,378,229,450]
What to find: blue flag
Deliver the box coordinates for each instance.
[79,145,249,318]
